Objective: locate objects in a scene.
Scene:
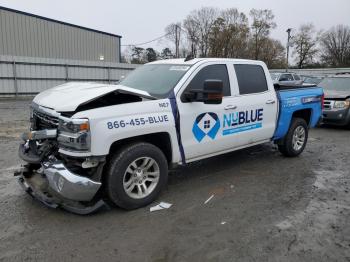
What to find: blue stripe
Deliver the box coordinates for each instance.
[168,91,186,165]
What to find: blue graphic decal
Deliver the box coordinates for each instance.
[168,92,186,165]
[222,108,264,136]
[192,112,220,142]
[223,123,262,136]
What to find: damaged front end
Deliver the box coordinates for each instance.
[15,103,108,215]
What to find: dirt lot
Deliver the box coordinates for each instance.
[0,98,349,262]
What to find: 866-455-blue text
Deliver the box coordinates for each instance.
[107,115,169,129]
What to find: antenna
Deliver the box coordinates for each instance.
[184,55,194,62]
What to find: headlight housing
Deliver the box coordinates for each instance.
[57,118,91,151]
[334,100,350,109]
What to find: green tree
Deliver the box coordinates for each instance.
[161,48,174,59]
[131,46,145,64]
[145,48,158,62]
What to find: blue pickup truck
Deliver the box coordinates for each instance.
[16,58,324,214]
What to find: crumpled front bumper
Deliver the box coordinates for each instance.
[42,161,101,202]
[15,162,108,215]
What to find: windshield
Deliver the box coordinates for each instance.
[270,73,279,80]
[319,77,350,92]
[120,64,191,98]
[304,77,323,85]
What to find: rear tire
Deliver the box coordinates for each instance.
[278,118,308,157]
[106,142,168,210]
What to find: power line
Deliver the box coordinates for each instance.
[121,32,171,47]
[121,25,188,47]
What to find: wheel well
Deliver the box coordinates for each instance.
[108,132,173,164]
[292,109,312,126]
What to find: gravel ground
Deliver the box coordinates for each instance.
[0,98,349,262]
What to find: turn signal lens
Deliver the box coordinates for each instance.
[79,122,90,131]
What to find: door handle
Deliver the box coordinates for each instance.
[266,100,276,104]
[224,105,237,110]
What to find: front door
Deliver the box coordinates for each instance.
[177,63,238,161]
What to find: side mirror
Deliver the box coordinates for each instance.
[202,79,224,104]
[183,79,224,104]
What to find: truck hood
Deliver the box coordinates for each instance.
[324,90,350,100]
[33,82,153,112]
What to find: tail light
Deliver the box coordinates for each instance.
[321,93,325,109]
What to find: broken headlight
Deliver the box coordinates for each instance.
[57,118,91,151]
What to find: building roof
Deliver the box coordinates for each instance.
[0,5,122,38]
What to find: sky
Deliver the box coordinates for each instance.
[1,0,350,54]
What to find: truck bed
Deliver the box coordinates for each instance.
[273,86,323,140]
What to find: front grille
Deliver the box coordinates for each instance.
[323,100,333,110]
[32,109,59,130]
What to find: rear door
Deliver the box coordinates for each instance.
[220,63,278,147]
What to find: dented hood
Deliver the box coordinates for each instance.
[33,82,152,112]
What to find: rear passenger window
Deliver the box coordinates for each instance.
[187,64,231,96]
[234,64,268,95]
[294,74,301,80]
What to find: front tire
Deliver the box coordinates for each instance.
[278,118,308,157]
[106,142,168,210]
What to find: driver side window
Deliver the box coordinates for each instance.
[186,64,231,96]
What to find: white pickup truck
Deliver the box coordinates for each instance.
[16,58,323,214]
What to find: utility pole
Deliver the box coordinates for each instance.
[286,28,292,72]
[175,25,179,58]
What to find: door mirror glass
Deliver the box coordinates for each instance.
[203,79,224,104]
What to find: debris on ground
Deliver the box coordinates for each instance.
[150,202,172,212]
[204,194,214,204]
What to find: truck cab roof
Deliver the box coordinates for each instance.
[148,58,263,66]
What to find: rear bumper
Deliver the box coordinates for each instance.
[322,108,350,126]
[15,163,107,215]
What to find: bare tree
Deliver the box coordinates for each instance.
[165,22,182,58]
[259,38,286,68]
[321,25,350,67]
[185,7,218,57]
[292,24,319,68]
[183,16,200,57]
[249,9,276,60]
[208,8,249,58]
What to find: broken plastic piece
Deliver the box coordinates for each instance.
[150,202,172,212]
